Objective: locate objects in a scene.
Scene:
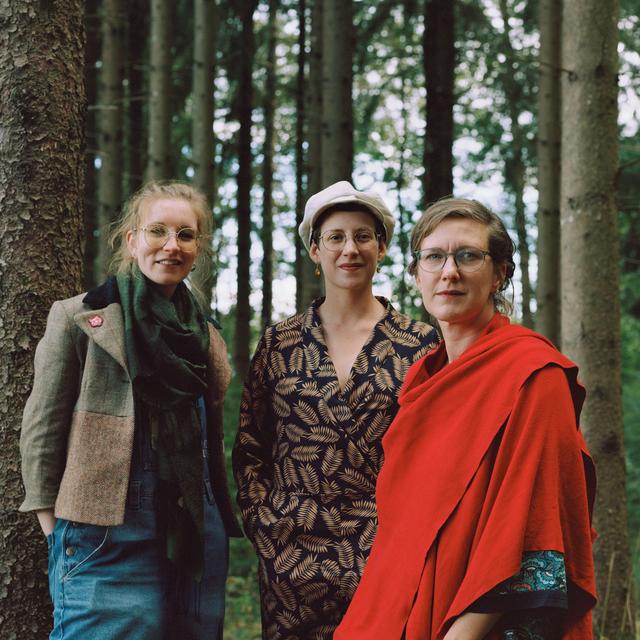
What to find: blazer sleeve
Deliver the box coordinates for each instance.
[232,332,275,540]
[20,300,83,512]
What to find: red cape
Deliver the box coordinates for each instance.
[335,314,596,639]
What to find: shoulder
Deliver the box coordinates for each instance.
[383,306,440,353]
[54,292,91,316]
[263,310,306,349]
[207,321,232,396]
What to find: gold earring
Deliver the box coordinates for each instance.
[315,264,321,277]
[376,264,381,273]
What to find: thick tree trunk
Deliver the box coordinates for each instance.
[261,0,278,331]
[147,0,172,180]
[84,0,101,289]
[191,0,218,312]
[97,0,126,279]
[423,0,454,208]
[302,0,323,307]
[0,1,85,636]
[561,0,635,635]
[498,0,532,327]
[126,0,148,195]
[535,0,561,345]
[294,0,307,313]
[234,0,258,377]
[321,0,353,184]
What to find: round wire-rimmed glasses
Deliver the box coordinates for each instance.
[134,223,200,253]
[414,247,491,273]
[319,229,380,252]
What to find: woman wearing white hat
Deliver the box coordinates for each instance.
[233,181,439,640]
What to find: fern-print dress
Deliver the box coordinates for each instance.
[233,298,438,640]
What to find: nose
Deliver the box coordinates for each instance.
[162,233,180,250]
[342,235,359,254]
[441,254,460,278]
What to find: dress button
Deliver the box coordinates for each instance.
[65,546,76,557]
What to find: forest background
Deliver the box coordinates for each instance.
[0,0,638,638]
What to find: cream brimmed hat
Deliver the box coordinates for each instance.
[298,181,395,251]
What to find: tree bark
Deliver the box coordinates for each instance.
[191,0,218,312]
[97,0,126,279]
[294,0,307,313]
[498,0,532,327]
[261,0,278,331]
[321,0,353,184]
[84,0,101,289]
[561,0,635,634]
[423,0,454,207]
[234,0,258,377]
[126,0,148,195]
[535,0,561,345]
[146,0,172,180]
[0,1,85,636]
[301,0,323,307]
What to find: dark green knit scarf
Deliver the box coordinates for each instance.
[117,265,209,579]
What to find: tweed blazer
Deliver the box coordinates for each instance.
[20,288,242,536]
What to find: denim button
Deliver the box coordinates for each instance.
[65,546,76,557]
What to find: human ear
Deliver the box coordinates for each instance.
[377,240,387,262]
[126,230,137,258]
[492,263,507,293]
[309,241,321,264]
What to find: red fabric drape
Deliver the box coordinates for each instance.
[335,314,596,640]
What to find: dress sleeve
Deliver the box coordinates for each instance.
[20,300,82,512]
[232,333,274,540]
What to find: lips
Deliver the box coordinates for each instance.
[339,263,364,270]
[437,290,464,296]
[156,259,181,266]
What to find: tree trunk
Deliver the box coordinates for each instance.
[423,0,454,207]
[234,0,258,377]
[498,0,532,327]
[126,0,148,195]
[561,0,635,634]
[321,0,353,184]
[294,0,307,313]
[261,0,278,331]
[301,0,323,307]
[147,0,172,180]
[535,0,561,345]
[191,0,218,312]
[97,0,126,279]
[84,0,101,289]
[0,2,85,636]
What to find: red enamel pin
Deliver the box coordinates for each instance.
[88,315,103,328]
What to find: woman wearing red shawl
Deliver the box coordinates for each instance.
[334,199,597,640]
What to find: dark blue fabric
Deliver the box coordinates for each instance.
[47,399,228,640]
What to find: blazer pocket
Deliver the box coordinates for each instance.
[55,410,135,527]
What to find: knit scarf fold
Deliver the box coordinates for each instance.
[117,266,209,579]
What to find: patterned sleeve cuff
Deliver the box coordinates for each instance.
[467,550,568,613]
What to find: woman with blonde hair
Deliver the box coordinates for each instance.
[335,198,597,640]
[20,181,241,639]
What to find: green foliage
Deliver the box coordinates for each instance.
[222,370,262,638]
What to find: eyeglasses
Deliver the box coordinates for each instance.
[318,229,380,252]
[414,247,491,273]
[134,223,200,252]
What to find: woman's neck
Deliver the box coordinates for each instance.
[440,308,496,363]
[317,288,384,330]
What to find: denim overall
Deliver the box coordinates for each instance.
[47,398,228,639]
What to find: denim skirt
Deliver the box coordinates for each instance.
[47,418,228,639]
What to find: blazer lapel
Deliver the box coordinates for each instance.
[74,303,129,374]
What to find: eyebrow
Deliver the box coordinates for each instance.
[322,227,376,233]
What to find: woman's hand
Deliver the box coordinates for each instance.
[442,612,502,640]
[36,509,56,537]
